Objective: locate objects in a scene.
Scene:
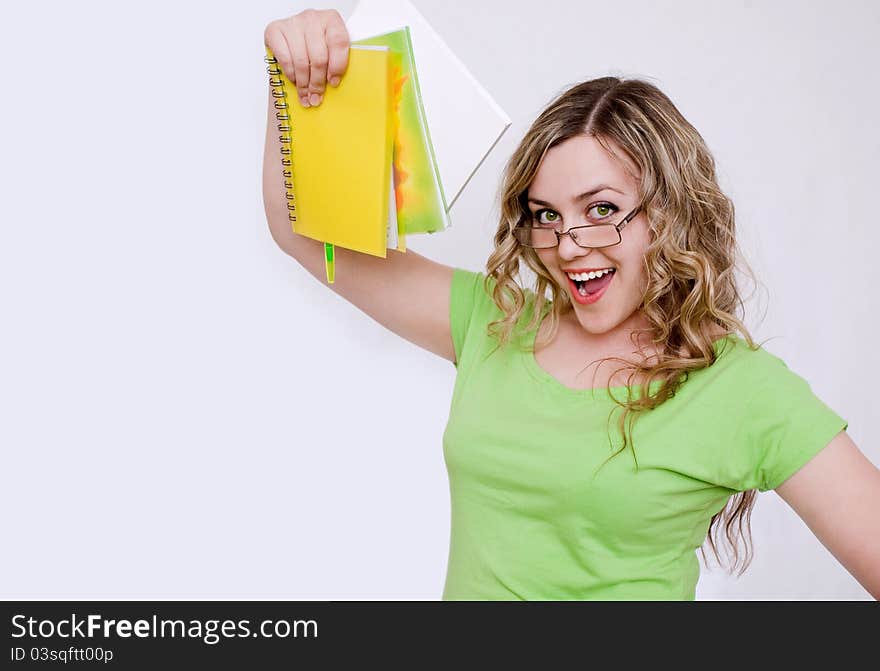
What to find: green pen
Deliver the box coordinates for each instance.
[324,242,335,284]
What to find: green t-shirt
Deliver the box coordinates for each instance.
[442,268,848,600]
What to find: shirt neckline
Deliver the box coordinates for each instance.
[521,302,735,400]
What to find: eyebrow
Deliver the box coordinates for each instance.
[527,184,624,207]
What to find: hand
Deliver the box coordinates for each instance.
[264,8,350,108]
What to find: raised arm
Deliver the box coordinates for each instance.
[262,8,457,364]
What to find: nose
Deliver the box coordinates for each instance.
[556,230,594,262]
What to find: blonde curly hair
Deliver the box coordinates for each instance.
[482,76,772,577]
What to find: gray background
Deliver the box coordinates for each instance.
[1,0,876,599]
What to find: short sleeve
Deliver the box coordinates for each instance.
[449,268,488,368]
[737,354,848,492]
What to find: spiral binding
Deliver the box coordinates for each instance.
[265,55,296,223]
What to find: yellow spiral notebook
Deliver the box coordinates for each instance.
[265,45,395,282]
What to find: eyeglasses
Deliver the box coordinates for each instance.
[513,207,641,249]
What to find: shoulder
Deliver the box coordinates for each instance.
[709,332,791,383]
[450,269,538,362]
[731,338,812,389]
[727,340,847,492]
[676,334,824,415]
[451,268,538,318]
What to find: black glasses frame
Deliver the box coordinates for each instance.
[513,207,641,249]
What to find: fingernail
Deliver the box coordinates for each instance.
[330,76,340,87]
[309,92,321,106]
[300,95,310,108]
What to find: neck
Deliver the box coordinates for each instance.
[561,307,658,357]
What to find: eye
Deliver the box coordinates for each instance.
[532,209,560,226]
[531,202,619,226]
[588,202,619,219]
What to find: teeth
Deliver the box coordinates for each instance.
[566,268,614,281]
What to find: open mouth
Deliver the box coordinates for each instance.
[567,269,615,304]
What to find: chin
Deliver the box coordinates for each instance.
[578,318,617,336]
[568,307,618,333]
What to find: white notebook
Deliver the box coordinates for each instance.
[346,0,512,224]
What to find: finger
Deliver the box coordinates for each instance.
[303,18,329,105]
[264,22,294,83]
[324,15,350,87]
[284,29,309,107]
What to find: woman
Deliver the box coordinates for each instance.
[262,8,880,600]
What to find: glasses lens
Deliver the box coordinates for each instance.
[571,224,620,248]
[514,223,621,248]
